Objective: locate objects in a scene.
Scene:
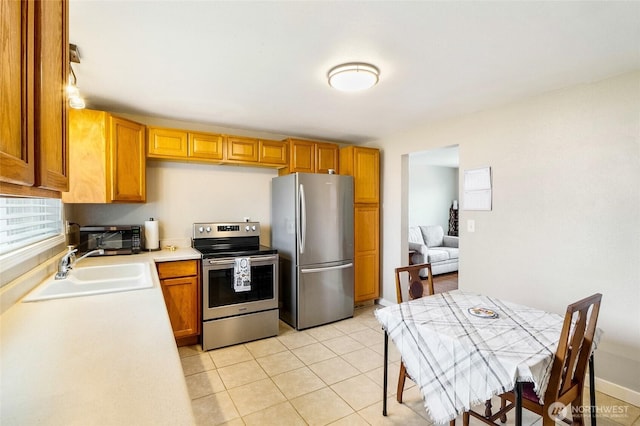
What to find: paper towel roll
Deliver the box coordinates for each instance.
[144,219,159,250]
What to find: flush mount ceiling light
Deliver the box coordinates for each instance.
[327,62,379,92]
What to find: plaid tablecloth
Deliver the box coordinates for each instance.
[375,290,588,424]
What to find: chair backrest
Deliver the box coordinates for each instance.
[395,263,434,303]
[543,293,602,404]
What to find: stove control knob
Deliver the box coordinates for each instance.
[245,225,250,232]
[198,226,204,233]
[251,225,256,231]
[206,226,211,232]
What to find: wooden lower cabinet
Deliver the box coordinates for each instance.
[156,260,201,346]
[354,204,380,303]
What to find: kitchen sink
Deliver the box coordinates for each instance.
[23,262,153,302]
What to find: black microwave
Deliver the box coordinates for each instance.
[78,225,143,255]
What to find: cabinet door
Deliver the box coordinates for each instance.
[189,132,224,160]
[259,139,287,165]
[35,0,68,191]
[160,275,199,339]
[352,147,379,203]
[316,142,338,174]
[289,139,314,173]
[110,116,146,202]
[354,205,380,302]
[62,109,108,203]
[147,127,188,158]
[0,0,35,186]
[227,136,258,162]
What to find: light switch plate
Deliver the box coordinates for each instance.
[467,220,475,233]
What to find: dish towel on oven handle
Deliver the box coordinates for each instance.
[234,257,251,292]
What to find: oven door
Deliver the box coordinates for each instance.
[202,254,278,320]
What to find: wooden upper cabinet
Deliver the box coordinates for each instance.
[226,136,258,163]
[189,132,224,161]
[35,0,68,192]
[63,109,146,203]
[0,0,35,187]
[1,0,68,195]
[282,139,339,175]
[288,139,314,173]
[259,139,287,166]
[315,142,339,174]
[147,127,224,162]
[147,127,188,158]
[147,126,286,167]
[110,116,146,202]
[341,146,381,304]
[340,146,379,204]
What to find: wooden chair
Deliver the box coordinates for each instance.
[395,263,456,426]
[463,293,602,426]
[394,264,434,399]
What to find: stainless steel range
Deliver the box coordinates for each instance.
[192,222,279,351]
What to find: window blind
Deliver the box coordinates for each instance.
[0,197,63,256]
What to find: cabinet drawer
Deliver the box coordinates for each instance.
[157,260,199,279]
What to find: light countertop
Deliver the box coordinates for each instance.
[0,247,202,425]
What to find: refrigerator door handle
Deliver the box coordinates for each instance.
[299,183,306,254]
[300,263,353,274]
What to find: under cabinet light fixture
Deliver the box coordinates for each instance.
[68,44,85,109]
[327,62,380,92]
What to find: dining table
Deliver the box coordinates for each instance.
[375,290,600,425]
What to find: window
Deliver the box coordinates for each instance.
[0,197,63,256]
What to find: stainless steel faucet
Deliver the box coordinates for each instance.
[55,246,105,279]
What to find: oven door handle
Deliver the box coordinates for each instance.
[205,255,278,265]
[300,263,353,273]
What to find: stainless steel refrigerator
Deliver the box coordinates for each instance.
[271,173,354,330]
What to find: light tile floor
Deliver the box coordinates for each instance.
[179,304,640,426]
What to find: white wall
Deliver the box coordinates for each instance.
[377,71,640,393]
[408,164,458,231]
[67,161,279,247]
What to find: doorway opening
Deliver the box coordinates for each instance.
[401,145,460,291]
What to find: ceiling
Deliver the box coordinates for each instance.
[69,1,640,144]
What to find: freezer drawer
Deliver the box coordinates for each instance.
[297,262,354,329]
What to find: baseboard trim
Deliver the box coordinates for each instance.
[592,377,640,407]
[376,298,394,307]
